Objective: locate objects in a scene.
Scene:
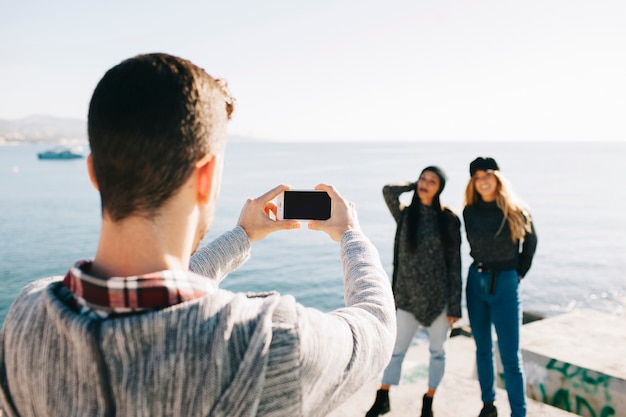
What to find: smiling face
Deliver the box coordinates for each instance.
[416,170,441,206]
[473,169,498,202]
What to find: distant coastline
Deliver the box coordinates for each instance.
[0,115,86,146]
[0,138,88,146]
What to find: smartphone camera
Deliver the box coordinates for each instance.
[277,190,331,220]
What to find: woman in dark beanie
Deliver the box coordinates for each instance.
[463,157,538,417]
[365,166,462,417]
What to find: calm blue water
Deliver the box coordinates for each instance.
[1,141,625,325]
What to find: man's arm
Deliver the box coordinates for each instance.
[190,184,301,280]
[300,184,396,416]
[189,226,251,282]
[213,183,395,416]
[297,230,396,417]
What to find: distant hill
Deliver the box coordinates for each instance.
[0,115,256,145]
[0,115,87,144]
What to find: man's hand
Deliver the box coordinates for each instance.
[307,184,361,242]
[237,184,301,242]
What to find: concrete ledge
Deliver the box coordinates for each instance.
[521,309,626,416]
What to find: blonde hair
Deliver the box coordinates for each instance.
[464,170,532,242]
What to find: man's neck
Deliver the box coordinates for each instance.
[90,214,195,278]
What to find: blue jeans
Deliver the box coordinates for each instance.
[382,308,450,389]
[466,265,526,417]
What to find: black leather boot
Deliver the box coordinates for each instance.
[478,403,497,417]
[420,394,433,417]
[365,389,390,417]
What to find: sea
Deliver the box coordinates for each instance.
[1,141,625,326]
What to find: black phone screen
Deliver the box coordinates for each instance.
[283,191,331,220]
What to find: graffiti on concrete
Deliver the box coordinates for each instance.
[533,359,616,417]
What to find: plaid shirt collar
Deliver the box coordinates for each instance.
[63,260,216,318]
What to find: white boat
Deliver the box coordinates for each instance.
[37,146,84,160]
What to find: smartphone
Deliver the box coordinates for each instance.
[276,190,331,220]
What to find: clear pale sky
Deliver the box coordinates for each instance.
[1,0,625,141]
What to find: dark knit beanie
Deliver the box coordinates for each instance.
[469,157,499,176]
[421,165,447,193]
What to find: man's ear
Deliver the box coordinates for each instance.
[86,154,99,191]
[196,154,217,205]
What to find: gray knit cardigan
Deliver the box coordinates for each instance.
[0,227,395,417]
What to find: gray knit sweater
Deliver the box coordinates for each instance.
[383,183,462,326]
[0,227,395,417]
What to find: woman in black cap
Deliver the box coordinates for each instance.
[365,166,462,417]
[463,157,538,417]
